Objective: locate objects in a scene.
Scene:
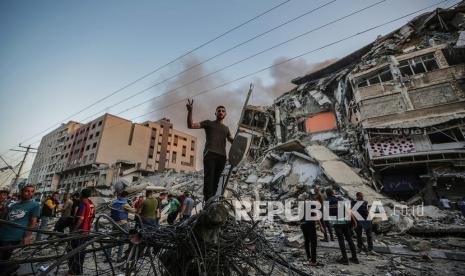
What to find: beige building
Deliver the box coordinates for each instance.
[54,114,196,193]
[27,121,81,198]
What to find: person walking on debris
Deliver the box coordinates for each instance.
[459,196,465,217]
[139,190,158,227]
[180,191,194,221]
[167,194,180,225]
[300,193,326,267]
[0,184,40,275]
[134,195,144,213]
[156,192,168,224]
[186,99,234,201]
[109,191,136,262]
[36,191,60,241]
[54,193,75,232]
[314,186,334,242]
[68,188,95,276]
[0,188,10,219]
[326,188,359,265]
[351,192,376,255]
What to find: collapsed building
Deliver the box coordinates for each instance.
[241,4,465,204]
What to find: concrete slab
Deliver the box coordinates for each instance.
[320,160,364,185]
[305,145,339,161]
[305,144,392,203]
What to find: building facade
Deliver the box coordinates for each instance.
[28,114,196,195]
[27,121,81,198]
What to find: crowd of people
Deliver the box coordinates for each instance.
[299,188,373,267]
[0,184,196,275]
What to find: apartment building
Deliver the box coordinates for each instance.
[27,121,81,198]
[256,5,465,203]
[54,114,196,193]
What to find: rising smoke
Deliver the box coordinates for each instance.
[145,55,337,169]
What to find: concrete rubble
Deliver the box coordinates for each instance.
[119,3,465,274]
[5,2,465,276]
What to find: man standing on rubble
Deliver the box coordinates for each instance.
[139,190,158,227]
[0,184,40,275]
[351,192,374,254]
[326,188,359,265]
[109,191,136,262]
[186,99,234,201]
[68,188,95,276]
[0,188,10,219]
[36,191,60,241]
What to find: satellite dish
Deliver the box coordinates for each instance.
[228,133,251,167]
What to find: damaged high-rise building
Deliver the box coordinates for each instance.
[241,4,465,204]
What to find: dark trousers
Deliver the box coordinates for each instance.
[167,211,178,225]
[0,240,20,275]
[334,223,357,260]
[355,221,373,251]
[203,152,226,201]
[321,218,334,240]
[54,216,74,232]
[68,238,87,275]
[300,222,317,263]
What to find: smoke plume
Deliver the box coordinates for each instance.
[145,55,337,169]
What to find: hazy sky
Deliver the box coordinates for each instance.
[0,0,458,182]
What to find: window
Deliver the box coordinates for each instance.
[95,131,100,137]
[398,53,439,77]
[89,134,93,140]
[182,145,186,157]
[92,142,97,149]
[98,121,102,126]
[172,151,177,163]
[92,124,96,129]
[86,145,90,151]
[174,135,178,145]
[356,66,393,88]
[191,140,195,150]
[190,155,194,166]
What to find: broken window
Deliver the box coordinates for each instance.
[442,47,465,66]
[356,66,393,88]
[182,145,186,157]
[428,128,465,144]
[398,53,439,77]
[305,112,337,133]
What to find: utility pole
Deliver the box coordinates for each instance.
[10,144,38,189]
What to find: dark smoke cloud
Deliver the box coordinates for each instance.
[145,55,337,169]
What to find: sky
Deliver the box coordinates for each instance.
[0,0,460,183]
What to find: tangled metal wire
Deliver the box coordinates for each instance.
[0,196,311,276]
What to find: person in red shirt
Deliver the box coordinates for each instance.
[67,188,95,275]
[134,195,144,213]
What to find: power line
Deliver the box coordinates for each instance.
[14,0,451,179]
[33,0,338,131]
[83,0,386,118]
[15,0,344,149]
[5,0,291,152]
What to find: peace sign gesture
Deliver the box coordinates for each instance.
[186,99,194,111]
